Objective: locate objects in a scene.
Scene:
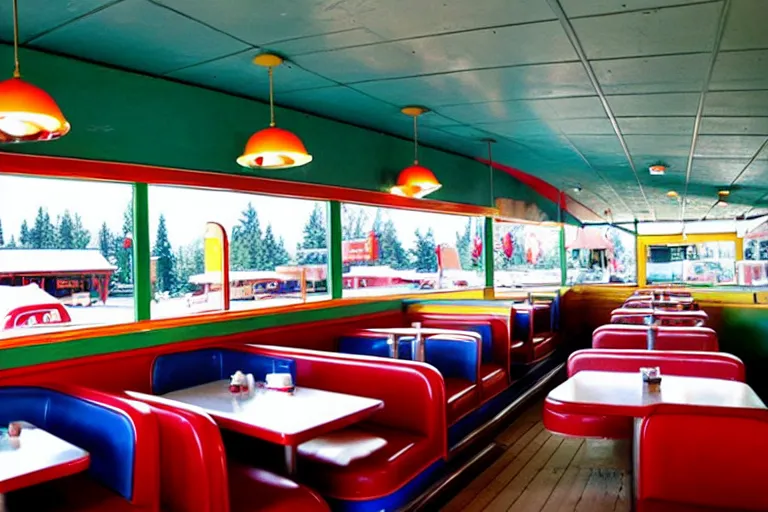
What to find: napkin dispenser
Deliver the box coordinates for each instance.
[641,366,662,385]
[266,372,294,392]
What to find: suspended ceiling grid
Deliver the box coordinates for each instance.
[2,0,767,222]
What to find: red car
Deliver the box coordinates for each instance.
[0,284,72,331]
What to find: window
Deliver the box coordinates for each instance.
[0,175,135,338]
[646,241,735,285]
[148,186,329,318]
[564,225,637,284]
[340,204,484,297]
[494,222,562,287]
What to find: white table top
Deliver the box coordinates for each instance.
[0,422,90,493]
[161,381,384,445]
[547,371,766,414]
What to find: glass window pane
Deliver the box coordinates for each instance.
[340,204,484,297]
[565,225,637,284]
[0,175,135,340]
[647,241,735,285]
[494,222,562,287]
[149,186,329,319]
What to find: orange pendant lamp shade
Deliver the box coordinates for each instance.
[237,53,312,170]
[0,77,70,142]
[391,164,442,198]
[237,126,312,169]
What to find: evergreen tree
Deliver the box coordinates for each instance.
[230,203,265,271]
[411,228,438,272]
[58,211,75,249]
[152,214,176,293]
[378,218,408,269]
[297,204,327,265]
[341,205,368,241]
[98,222,113,260]
[456,218,472,270]
[72,213,91,249]
[30,208,56,249]
[262,224,290,268]
[0,218,4,247]
[114,200,134,285]
[6,235,16,248]
[19,221,30,248]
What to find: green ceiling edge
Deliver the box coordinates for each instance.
[0,44,562,218]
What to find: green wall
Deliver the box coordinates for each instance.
[721,307,768,399]
[0,44,554,212]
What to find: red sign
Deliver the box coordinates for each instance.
[56,279,81,289]
[343,231,378,262]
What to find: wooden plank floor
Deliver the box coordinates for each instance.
[442,400,631,512]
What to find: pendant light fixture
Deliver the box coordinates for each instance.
[237,53,312,169]
[0,0,70,142]
[391,106,441,198]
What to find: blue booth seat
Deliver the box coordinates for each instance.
[338,333,480,425]
[151,348,297,395]
[1,385,158,511]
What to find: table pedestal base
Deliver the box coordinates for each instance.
[284,446,297,477]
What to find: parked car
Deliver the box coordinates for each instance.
[0,284,72,330]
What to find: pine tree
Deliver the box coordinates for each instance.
[19,220,30,248]
[341,205,368,241]
[98,222,113,260]
[6,235,16,248]
[411,228,438,272]
[72,213,91,249]
[456,218,472,270]
[152,214,176,293]
[297,204,327,265]
[0,218,4,247]
[262,224,290,269]
[114,201,134,285]
[31,208,56,249]
[378,218,408,269]
[58,210,75,249]
[230,203,265,271]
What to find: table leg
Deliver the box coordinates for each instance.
[284,445,298,476]
[0,493,6,512]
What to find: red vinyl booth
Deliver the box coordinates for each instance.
[126,391,330,512]
[543,350,745,439]
[610,308,708,327]
[239,345,447,505]
[636,404,768,511]
[3,384,160,512]
[592,325,718,351]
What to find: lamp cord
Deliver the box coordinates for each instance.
[268,66,275,127]
[487,139,494,208]
[413,115,419,164]
[12,0,20,78]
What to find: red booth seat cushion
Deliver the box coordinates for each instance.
[298,424,431,501]
[637,406,768,512]
[592,325,718,351]
[542,406,632,439]
[7,474,148,512]
[567,349,745,382]
[532,334,556,361]
[444,378,479,425]
[229,464,330,512]
[479,363,507,400]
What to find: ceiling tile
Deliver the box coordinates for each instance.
[351,62,594,106]
[572,3,721,60]
[704,91,768,116]
[618,117,695,135]
[437,96,604,125]
[694,135,767,159]
[293,21,577,84]
[592,54,709,95]
[480,120,563,138]
[561,0,712,18]
[690,158,751,183]
[0,0,115,43]
[607,93,701,116]
[710,50,768,91]
[721,0,768,51]
[269,28,385,56]
[557,118,615,135]
[568,134,625,156]
[625,134,692,158]
[167,51,334,96]
[700,117,768,136]
[31,0,250,75]
[545,96,606,118]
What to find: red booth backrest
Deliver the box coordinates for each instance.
[637,405,768,511]
[609,308,708,327]
[568,349,745,382]
[592,325,718,351]
[242,345,447,456]
[125,392,230,512]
